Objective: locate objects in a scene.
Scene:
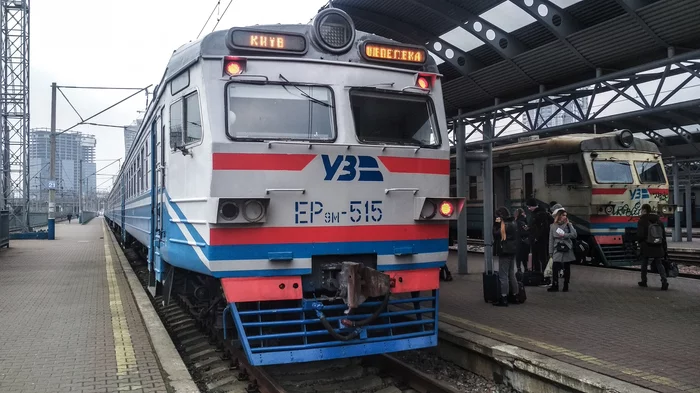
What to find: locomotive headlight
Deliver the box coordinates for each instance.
[604,205,615,215]
[420,200,437,219]
[312,8,355,54]
[439,201,454,217]
[219,201,240,221]
[243,200,265,222]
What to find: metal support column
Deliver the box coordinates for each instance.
[686,177,692,242]
[483,120,494,273]
[672,160,681,242]
[48,82,56,239]
[456,111,468,274]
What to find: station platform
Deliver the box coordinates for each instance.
[0,219,196,393]
[438,252,700,393]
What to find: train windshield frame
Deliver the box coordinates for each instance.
[592,160,634,184]
[634,161,666,184]
[348,89,441,148]
[225,82,336,142]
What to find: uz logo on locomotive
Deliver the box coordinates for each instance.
[629,189,650,200]
[321,154,383,182]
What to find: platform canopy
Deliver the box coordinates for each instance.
[323,0,700,157]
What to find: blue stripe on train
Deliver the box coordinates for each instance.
[206,239,448,261]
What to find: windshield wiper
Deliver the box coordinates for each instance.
[278,74,333,108]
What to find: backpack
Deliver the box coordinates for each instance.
[646,222,664,245]
[500,221,519,255]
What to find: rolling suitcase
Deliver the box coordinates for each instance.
[522,270,544,286]
[483,271,500,303]
[515,281,527,303]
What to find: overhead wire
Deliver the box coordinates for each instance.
[211,0,234,33]
[197,1,220,39]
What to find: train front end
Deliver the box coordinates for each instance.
[583,131,674,264]
[202,10,464,366]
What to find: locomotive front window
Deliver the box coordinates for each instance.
[592,161,633,184]
[635,161,665,183]
[226,83,334,141]
[349,90,440,147]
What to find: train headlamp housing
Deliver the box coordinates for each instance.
[312,8,355,54]
[223,57,246,77]
[617,129,634,148]
[414,197,465,221]
[657,203,677,215]
[215,198,270,224]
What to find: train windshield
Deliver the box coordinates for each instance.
[635,161,666,183]
[226,83,334,141]
[592,161,634,184]
[349,90,440,147]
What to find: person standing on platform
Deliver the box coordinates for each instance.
[526,198,552,273]
[636,204,669,290]
[514,208,529,273]
[548,204,577,292]
[493,207,520,306]
[67,213,72,224]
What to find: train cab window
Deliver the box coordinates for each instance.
[349,90,439,147]
[635,161,665,183]
[226,83,334,141]
[592,161,633,184]
[546,163,583,185]
[170,92,202,149]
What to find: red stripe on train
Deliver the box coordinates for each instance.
[589,216,639,223]
[210,224,449,246]
[213,153,316,171]
[648,189,669,195]
[378,156,450,175]
[591,188,627,195]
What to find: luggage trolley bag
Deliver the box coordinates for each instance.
[483,271,500,303]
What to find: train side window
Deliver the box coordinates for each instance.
[562,163,583,184]
[170,100,184,149]
[184,93,202,144]
[469,176,478,200]
[546,165,562,185]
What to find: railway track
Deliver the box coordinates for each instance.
[116,239,462,393]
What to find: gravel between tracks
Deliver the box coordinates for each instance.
[394,349,518,393]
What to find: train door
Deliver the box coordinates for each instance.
[151,109,166,292]
[523,164,534,201]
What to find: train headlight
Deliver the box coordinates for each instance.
[312,8,355,54]
[420,200,437,219]
[439,201,454,217]
[604,205,615,215]
[224,57,246,76]
[219,201,240,221]
[243,200,266,222]
[617,129,634,148]
[414,197,464,221]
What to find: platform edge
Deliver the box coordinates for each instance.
[436,316,657,393]
[104,221,201,393]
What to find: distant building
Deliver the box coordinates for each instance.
[124,118,142,154]
[28,129,97,214]
[521,97,589,129]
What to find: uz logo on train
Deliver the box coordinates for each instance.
[629,189,650,200]
[295,155,384,225]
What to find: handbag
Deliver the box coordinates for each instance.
[544,257,553,278]
[665,259,680,278]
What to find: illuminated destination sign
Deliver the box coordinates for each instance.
[228,29,307,54]
[361,42,427,65]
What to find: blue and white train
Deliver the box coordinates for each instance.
[104,8,463,366]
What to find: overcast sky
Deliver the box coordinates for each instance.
[29,0,328,189]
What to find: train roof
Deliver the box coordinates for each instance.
[451,132,661,162]
[163,23,439,85]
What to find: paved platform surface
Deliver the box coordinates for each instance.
[440,252,700,393]
[0,220,170,393]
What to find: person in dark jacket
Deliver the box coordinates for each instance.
[636,204,669,290]
[514,208,529,272]
[493,206,520,307]
[526,198,553,273]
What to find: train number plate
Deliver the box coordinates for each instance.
[294,201,383,224]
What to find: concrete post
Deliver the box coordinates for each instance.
[48,83,57,240]
[483,120,494,272]
[456,111,469,274]
[78,158,83,224]
[673,159,681,242]
[686,176,692,242]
